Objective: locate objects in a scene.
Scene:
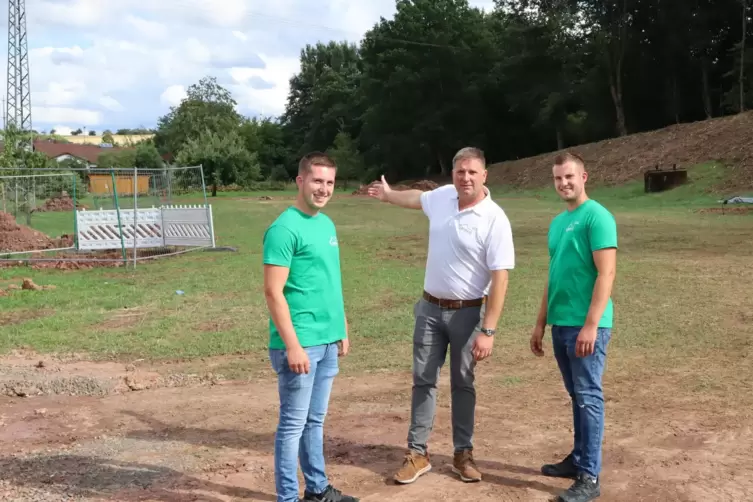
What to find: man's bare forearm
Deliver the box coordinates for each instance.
[264,291,301,350]
[535,281,548,329]
[482,271,508,330]
[385,189,423,209]
[584,272,615,329]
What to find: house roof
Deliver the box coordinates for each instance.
[32,140,130,164]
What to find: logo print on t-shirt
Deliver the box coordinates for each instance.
[329,236,338,246]
[566,221,580,232]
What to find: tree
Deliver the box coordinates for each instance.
[281,41,363,160]
[174,129,260,196]
[154,76,243,157]
[97,150,137,169]
[134,142,164,170]
[326,130,366,188]
[239,117,291,178]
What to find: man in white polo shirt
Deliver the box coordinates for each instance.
[367,146,515,486]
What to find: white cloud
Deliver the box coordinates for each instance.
[11,0,491,133]
[160,85,187,107]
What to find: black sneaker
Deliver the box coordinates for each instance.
[541,453,578,479]
[302,484,359,502]
[556,472,600,502]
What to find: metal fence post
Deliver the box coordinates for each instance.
[111,169,127,265]
[133,165,138,269]
[199,164,215,248]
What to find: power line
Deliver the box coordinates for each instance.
[240,10,469,50]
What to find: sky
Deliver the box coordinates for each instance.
[0,0,495,136]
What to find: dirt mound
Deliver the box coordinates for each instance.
[352,179,438,196]
[487,111,753,192]
[696,206,753,214]
[409,180,439,191]
[0,212,54,253]
[35,192,75,212]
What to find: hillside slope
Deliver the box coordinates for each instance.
[487,111,753,192]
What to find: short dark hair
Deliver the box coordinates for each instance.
[298,151,337,175]
[553,151,585,167]
[452,147,486,168]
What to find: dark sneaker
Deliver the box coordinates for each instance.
[541,453,578,479]
[557,472,600,502]
[393,450,432,484]
[302,484,359,502]
[452,449,482,482]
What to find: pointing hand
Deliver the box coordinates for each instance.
[366,175,392,202]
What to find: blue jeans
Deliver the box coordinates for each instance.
[269,343,339,502]
[551,325,611,479]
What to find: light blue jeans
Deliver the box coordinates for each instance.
[551,325,611,479]
[269,343,339,502]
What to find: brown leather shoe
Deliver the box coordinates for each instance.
[452,449,482,482]
[393,450,432,484]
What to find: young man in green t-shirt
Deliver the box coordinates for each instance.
[262,152,358,502]
[530,152,617,502]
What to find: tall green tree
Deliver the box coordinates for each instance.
[174,129,260,196]
[358,0,497,178]
[281,41,363,160]
[239,117,290,178]
[154,76,243,157]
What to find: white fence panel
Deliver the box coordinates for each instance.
[76,208,163,250]
[162,204,215,247]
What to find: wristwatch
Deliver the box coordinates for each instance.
[477,327,496,336]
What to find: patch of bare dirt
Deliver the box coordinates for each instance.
[0,355,748,500]
[0,309,54,327]
[0,211,55,253]
[33,192,76,212]
[0,351,226,400]
[195,319,237,333]
[696,205,753,214]
[488,110,753,192]
[94,306,151,331]
[352,179,438,196]
[0,246,185,270]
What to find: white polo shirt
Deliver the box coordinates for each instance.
[419,184,515,300]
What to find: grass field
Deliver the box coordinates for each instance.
[0,166,752,500]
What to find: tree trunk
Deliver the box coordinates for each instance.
[672,75,680,124]
[556,126,564,150]
[608,0,629,136]
[740,0,747,113]
[701,57,713,118]
[609,72,628,136]
[212,183,217,197]
[438,151,449,176]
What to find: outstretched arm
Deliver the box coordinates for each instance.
[384,189,423,209]
[367,175,423,210]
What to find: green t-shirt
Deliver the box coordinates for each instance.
[547,199,618,328]
[262,206,346,349]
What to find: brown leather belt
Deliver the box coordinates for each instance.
[422,290,486,309]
